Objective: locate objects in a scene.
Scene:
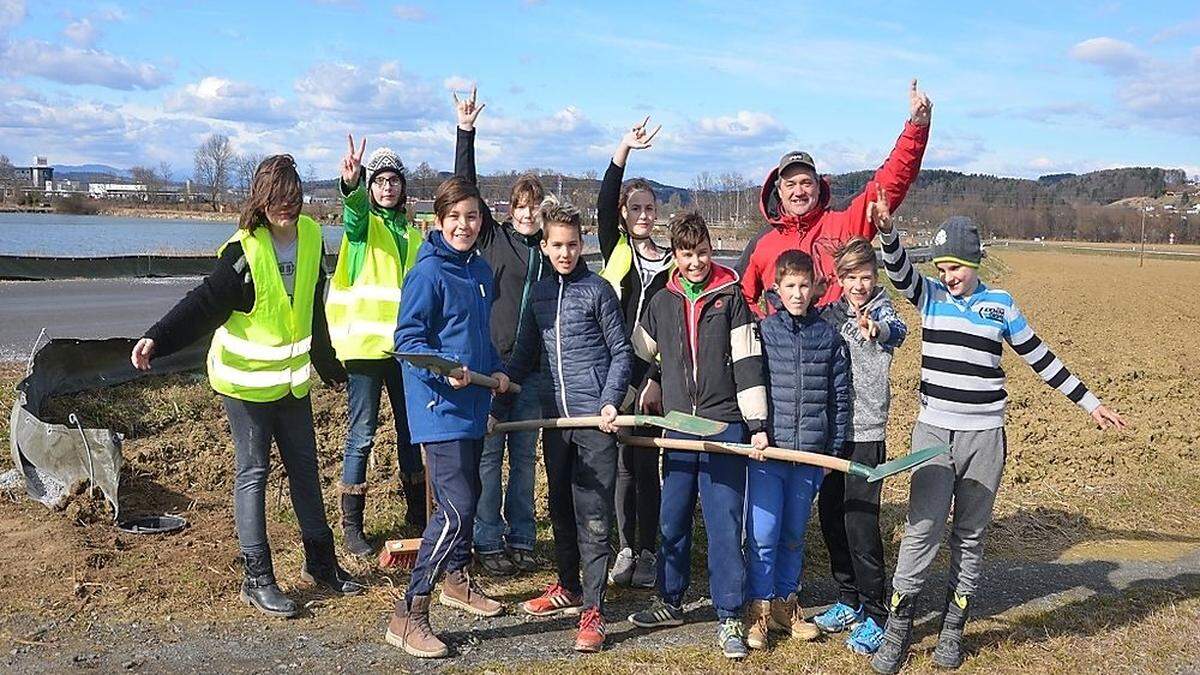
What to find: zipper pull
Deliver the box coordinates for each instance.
[479,283,486,298]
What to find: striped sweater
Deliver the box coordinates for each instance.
[880,230,1101,431]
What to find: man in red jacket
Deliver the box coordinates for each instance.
[737,79,933,314]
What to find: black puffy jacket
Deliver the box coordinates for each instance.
[759,296,851,455]
[498,260,632,419]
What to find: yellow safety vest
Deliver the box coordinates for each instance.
[207,216,321,402]
[600,232,675,302]
[325,212,421,360]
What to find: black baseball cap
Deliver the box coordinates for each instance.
[777,150,817,175]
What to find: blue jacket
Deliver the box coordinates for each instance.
[499,260,632,419]
[395,230,503,444]
[759,301,851,456]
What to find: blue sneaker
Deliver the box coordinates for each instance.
[716,618,749,660]
[846,616,884,655]
[813,602,863,633]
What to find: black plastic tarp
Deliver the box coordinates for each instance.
[9,337,207,517]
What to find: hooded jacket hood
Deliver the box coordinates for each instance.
[758,166,833,234]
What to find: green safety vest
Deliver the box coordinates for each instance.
[325,211,421,360]
[206,216,321,402]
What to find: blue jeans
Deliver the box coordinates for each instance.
[341,358,422,485]
[747,461,825,600]
[474,369,551,553]
[657,423,748,620]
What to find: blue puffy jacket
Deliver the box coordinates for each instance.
[395,230,503,444]
[759,299,851,455]
[499,259,632,419]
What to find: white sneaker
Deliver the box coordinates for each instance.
[609,547,635,586]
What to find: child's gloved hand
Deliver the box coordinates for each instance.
[598,404,619,434]
[749,432,769,461]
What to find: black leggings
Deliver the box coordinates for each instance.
[615,427,660,553]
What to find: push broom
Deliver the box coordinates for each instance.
[618,435,948,482]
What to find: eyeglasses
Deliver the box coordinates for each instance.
[372,176,404,188]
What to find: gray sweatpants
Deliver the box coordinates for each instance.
[891,420,1005,598]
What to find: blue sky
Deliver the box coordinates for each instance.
[1,0,1197,185]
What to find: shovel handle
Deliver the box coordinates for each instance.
[459,369,522,394]
[493,415,638,433]
[618,435,853,474]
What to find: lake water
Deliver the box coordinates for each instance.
[0,213,602,256]
[0,213,345,256]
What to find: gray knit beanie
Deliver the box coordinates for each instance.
[930,216,982,268]
[365,147,405,184]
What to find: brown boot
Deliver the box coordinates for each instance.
[385,595,448,658]
[770,593,820,640]
[745,599,771,650]
[439,568,504,617]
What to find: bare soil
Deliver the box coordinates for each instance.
[1,248,1198,673]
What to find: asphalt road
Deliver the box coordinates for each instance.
[0,277,198,362]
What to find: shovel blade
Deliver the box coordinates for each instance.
[389,351,462,375]
[653,411,729,436]
[866,444,949,482]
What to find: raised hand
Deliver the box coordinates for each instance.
[857,314,879,341]
[620,115,662,151]
[341,133,366,186]
[867,184,893,234]
[909,78,932,126]
[454,85,486,131]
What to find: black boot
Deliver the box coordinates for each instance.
[240,550,299,618]
[400,471,427,530]
[871,592,916,674]
[301,537,365,595]
[932,591,970,669]
[339,484,374,557]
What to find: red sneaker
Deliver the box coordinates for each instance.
[519,583,583,617]
[574,607,606,653]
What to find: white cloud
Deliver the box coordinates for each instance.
[392,4,428,21]
[2,38,170,90]
[293,60,440,123]
[62,17,98,47]
[442,75,474,92]
[0,0,25,32]
[165,76,294,125]
[1069,37,1144,75]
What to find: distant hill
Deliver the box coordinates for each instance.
[52,164,131,177]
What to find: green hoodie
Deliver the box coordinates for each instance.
[340,179,411,284]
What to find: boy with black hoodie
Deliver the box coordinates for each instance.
[454,86,551,576]
[626,212,768,661]
[493,197,632,653]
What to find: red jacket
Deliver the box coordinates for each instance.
[736,120,929,315]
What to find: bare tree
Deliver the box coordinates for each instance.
[157,161,174,186]
[235,153,264,194]
[193,134,235,210]
[130,165,162,193]
[412,161,437,180]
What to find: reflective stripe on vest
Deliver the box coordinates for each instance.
[207,215,320,402]
[326,210,421,360]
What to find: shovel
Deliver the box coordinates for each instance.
[493,410,728,436]
[390,351,522,394]
[618,435,948,482]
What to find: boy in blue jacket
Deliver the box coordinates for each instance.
[744,249,851,652]
[386,177,512,659]
[493,197,632,653]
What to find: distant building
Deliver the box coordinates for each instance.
[89,183,149,199]
[13,156,54,189]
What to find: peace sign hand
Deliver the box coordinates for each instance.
[620,116,662,151]
[909,78,932,126]
[454,85,486,131]
[342,133,366,186]
[867,184,893,234]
